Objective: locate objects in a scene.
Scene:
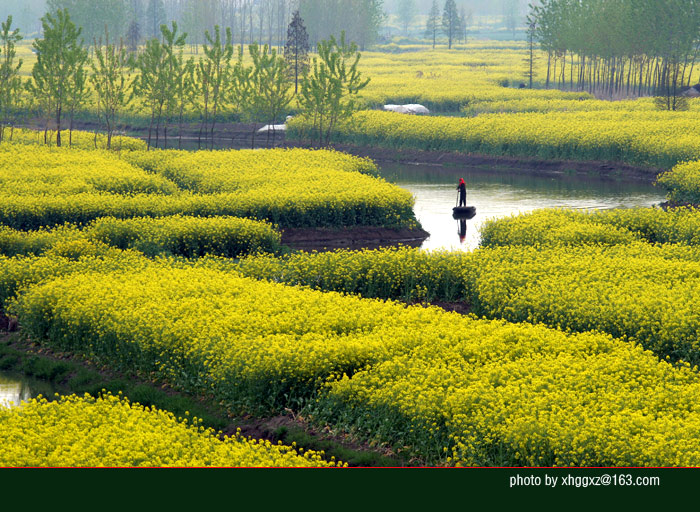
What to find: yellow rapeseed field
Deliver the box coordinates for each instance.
[290,109,700,169]
[10,263,700,466]
[0,394,339,467]
[0,139,415,229]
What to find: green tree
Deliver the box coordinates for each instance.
[126,20,141,52]
[146,0,166,39]
[90,31,133,149]
[133,35,163,149]
[0,16,23,143]
[355,0,386,50]
[298,32,370,146]
[655,60,689,111]
[133,22,186,149]
[160,22,188,149]
[425,0,440,49]
[28,9,88,147]
[299,0,385,49]
[525,17,537,88]
[126,0,143,51]
[397,0,416,35]
[528,0,700,97]
[249,42,293,146]
[458,6,471,44]
[503,0,519,37]
[47,0,129,46]
[442,0,459,49]
[66,45,89,147]
[174,56,195,149]
[190,26,234,149]
[228,52,254,144]
[285,10,310,95]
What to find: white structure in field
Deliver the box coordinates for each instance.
[257,124,286,133]
[383,104,430,115]
[257,116,294,134]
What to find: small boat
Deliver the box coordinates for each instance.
[453,206,476,220]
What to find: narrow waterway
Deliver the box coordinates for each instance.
[379,163,666,251]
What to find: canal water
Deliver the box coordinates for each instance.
[378,163,666,252]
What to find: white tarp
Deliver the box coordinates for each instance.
[403,104,431,115]
[383,104,430,115]
[257,124,287,134]
[257,116,293,133]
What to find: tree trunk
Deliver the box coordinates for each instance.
[56,105,62,147]
[147,109,155,150]
[69,107,74,147]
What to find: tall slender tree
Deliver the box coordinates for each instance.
[28,9,88,147]
[529,0,700,98]
[284,10,310,94]
[134,34,165,149]
[228,48,255,145]
[126,0,143,51]
[525,17,537,89]
[458,6,471,44]
[190,26,234,149]
[299,0,385,49]
[503,0,519,38]
[133,22,185,149]
[249,42,292,145]
[0,16,23,143]
[146,0,166,39]
[47,0,129,46]
[442,0,459,50]
[299,32,370,146]
[126,20,141,52]
[425,0,440,49]
[355,0,386,50]
[91,31,133,149]
[397,0,416,35]
[159,21,187,149]
[66,45,89,146]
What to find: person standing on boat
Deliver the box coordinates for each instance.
[457,178,467,207]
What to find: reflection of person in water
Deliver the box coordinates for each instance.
[457,178,467,207]
[458,218,467,244]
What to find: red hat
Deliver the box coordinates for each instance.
[459,178,465,185]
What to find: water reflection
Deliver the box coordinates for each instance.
[457,218,467,245]
[0,372,56,408]
[453,207,477,246]
[379,163,666,251]
[0,373,33,408]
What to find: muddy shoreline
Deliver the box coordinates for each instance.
[281,226,430,252]
[288,141,664,183]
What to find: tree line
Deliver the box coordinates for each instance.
[528,0,700,106]
[425,0,471,49]
[36,1,387,53]
[0,8,369,149]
